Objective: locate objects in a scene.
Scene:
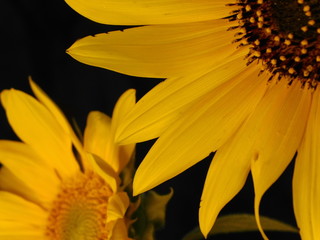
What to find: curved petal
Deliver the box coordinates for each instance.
[199,130,252,237]
[0,191,47,225]
[110,219,131,240]
[111,89,136,171]
[293,87,320,240]
[0,140,59,207]
[107,192,130,222]
[132,64,268,195]
[67,19,237,78]
[248,80,312,239]
[29,79,84,159]
[200,79,312,237]
[116,46,250,144]
[0,89,79,179]
[84,111,121,171]
[65,0,236,25]
[84,90,136,173]
[86,153,119,192]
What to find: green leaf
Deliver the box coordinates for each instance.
[182,214,298,240]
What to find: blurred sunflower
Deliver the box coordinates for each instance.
[66,1,320,239]
[0,79,136,240]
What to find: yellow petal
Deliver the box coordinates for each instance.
[1,89,79,179]
[67,19,237,78]
[84,111,119,169]
[132,64,268,196]
[112,89,136,132]
[0,221,43,240]
[199,79,312,237]
[0,191,47,225]
[199,132,253,237]
[29,78,85,159]
[293,87,320,240]
[116,46,250,144]
[0,140,59,207]
[107,192,130,222]
[65,0,236,25]
[110,219,131,240]
[248,80,312,239]
[86,153,119,192]
[111,89,136,172]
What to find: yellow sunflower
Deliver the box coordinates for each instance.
[0,79,136,240]
[66,1,320,239]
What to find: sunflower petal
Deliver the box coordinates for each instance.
[0,221,43,240]
[64,0,236,25]
[29,78,84,158]
[84,111,117,168]
[0,191,46,225]
[86,153,119,192]
[111,89,136,172]
[199,132,252,237]
[132,65,268,196]
[0,89,79,178]
[107,192,130,222]
[110,219,131,240]
[199,79,311,237]
[293,87,320,240]
[116,47,251,144]
[248,80,311,239]
[0,140,59,207]
[67,19,237,78]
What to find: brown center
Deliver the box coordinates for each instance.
[227,0,320,87]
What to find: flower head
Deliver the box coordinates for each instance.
[66,1,320,239]
[0,79,135,240]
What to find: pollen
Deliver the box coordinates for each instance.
[228,0,320,87]
[46,172,113,240]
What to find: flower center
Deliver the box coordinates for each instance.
[228,0,320,87]
[46,172,113,240]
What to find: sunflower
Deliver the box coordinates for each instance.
[66,1,320,239]
[0,79,136,240]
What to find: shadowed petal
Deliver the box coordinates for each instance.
[0,140,59,207]
[249,80,311,239]
[293,87,320,240]
[65,0,236,25]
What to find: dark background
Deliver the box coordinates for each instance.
[1,1,301,239]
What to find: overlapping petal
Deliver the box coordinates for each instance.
[116,46,250,144]
[0,222,43,240]
[111,89,136,171]
[249,80,311,239]
[68,19,237,78]
[1,89,79,179]
[199,128,252,237]
[200,79,312,237]
[0,141,59,207]
[133,64,269,195]
[84,89,136,172]
[65,0,236,25]
[0,191,46,225]
[0,82,134,240]
[84,111,116,168]
[293,87,320,240]
[29,79,85,157]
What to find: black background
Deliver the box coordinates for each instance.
[1,1,301,239]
